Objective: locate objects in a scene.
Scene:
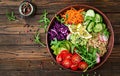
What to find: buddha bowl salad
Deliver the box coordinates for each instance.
[48,8,110,71]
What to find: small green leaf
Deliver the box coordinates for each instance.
[55,15,65,23]
[38,20,44,23]
[6,11,16,21]
[66,14,68,20]
[34,32,46,47]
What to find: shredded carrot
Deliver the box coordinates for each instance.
[61,7,84,25]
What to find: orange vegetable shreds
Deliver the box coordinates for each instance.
[61,8,84,25]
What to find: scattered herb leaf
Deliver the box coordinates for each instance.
[38,10,50,33]
[34,32,46,47]
[6,11,16,21]
[55,15,65,23]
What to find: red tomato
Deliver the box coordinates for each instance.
[78,61,88,70]
[56,54,62,64]
[62,59,72,68]
[70,63,78,71]
[60,50,69,54]
[64,53,72,60]
[60,50,70,59]
[71,53,82,64]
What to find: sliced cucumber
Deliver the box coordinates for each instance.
[87,21,95,32]
[93,23,103,33]
[85,16,94,21]
[85,9,95,17]
[95,13,103,23]
[83,20,91,26]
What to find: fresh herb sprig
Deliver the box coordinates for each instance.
[55,15,65,23]
[34,32,46,47]
[6,11,16,21]
[38,10,50,33]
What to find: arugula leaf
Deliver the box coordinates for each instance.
[55,15,65,23]
[75,45,97,70]
[71,44,75,54]
[6,11,16,21]
[34,32,46,47]
[66,14,68,20]
[38,10,50,33]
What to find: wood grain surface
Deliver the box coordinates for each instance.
[0,0,120,76]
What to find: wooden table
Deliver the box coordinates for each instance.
[0,0,119,76]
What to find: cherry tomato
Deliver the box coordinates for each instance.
[70,63,78,71]
[71,53,82,64]
[56,54,62,64]
[64,53,72,60]
[60,50,70,59]
[60,50,69,54]
[62,59,72,68]
[78,61,88,70]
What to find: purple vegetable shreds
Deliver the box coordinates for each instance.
[48,21,70,41]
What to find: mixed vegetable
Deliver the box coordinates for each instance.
[48,7,110,71]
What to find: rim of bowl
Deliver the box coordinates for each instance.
[46,4,114,72]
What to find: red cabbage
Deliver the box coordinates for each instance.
[48,21,70,41]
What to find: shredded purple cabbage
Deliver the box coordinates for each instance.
[48,21,70,41]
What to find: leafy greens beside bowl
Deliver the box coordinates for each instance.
[46,5,114,72]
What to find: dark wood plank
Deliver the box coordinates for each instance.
[0,34,46,45]
[0,46,50,60]
[0,1,120,15]
[0,58,119,76]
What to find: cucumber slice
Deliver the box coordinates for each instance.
[85,16,94,21]
[83,20,91,26]
[93,23,103,33]
[87,21,95,32]
[95,13,103,23]
[85,9,95,17]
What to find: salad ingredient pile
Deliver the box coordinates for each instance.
[61,8,84,24]
[48,7,110,71]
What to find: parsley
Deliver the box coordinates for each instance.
[6,11,16,21]
[38,10,50,33]
[34,32,46,47]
